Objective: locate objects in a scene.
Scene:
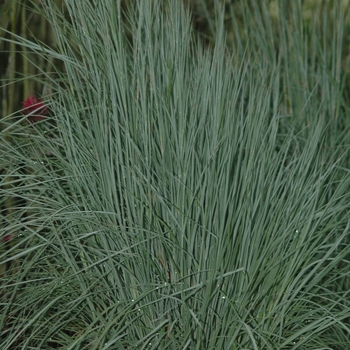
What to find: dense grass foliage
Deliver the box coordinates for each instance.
[1,0,350,348]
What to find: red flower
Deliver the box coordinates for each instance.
[2,235,12,243]
[22,95,48,122]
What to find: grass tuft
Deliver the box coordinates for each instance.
[1,0,350,348]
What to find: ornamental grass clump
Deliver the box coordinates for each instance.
[1,0,350,349]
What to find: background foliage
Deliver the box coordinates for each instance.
[1,0,350,349]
